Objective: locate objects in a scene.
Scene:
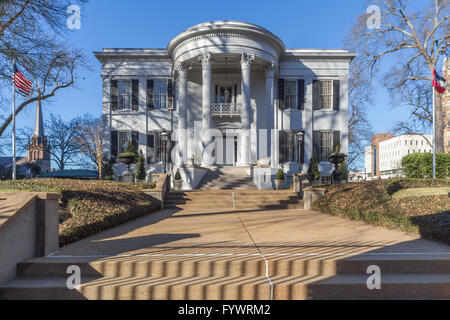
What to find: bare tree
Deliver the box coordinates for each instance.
[76,114,105,179]
[348,0,449,152]
[46,113,80,170]
[0,0,87,139]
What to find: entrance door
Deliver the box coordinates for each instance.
[214,134,238,166]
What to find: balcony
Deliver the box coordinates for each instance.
[211,103,241,118]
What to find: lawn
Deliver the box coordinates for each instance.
[311,178,450,244]
[0,179,159,247]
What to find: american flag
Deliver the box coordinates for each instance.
[13,63,32,96]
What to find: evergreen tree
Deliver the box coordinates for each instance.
[307,153,320,181]
[136,149,146,181]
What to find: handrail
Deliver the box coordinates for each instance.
[211,103,241,116]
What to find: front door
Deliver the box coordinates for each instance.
[214,133,238,166]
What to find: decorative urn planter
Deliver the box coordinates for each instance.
[274,179,284,190]
[328,153,347,185]
[118,154,138,167]
[174,179,183,190]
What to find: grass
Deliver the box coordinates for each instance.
[311,178,450,244]
[392,187,450,199]
[0,179,159,247]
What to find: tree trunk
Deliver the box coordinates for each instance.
[435,91,445,153]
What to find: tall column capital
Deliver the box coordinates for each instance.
[175,62,189,78]
[241,53,255,69]
[198,53,213,69]
[265,62,276,78]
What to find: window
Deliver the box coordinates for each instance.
[147,131,164,163]
[118,80,132,110]
[285,80,298,109]
[373,148,377,175]
[320,80,333,110]
[154,80,168,110]
[119,131,132,154]
[279,131,297,163]
[320,131,333,162]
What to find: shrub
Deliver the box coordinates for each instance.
[401,153,450,178]
[275,168,284,180]
[0,179,160,246]
[102,157,115,180]
[136,149,146,181]
[174,169,182,181]
[307,153,320,181]
[311,179,450,244]
[339,161,347,181]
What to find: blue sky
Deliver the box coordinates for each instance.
[11,0,428,155]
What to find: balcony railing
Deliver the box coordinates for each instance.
[211,103,241,117]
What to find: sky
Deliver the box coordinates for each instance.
[6,0,433,160]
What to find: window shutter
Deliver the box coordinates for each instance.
[279,131,286,163]
[278,78,285,109]
[131,80,139,110]
[147,134,154,164]
[111,131,118,157]
[111,80,118,111]
[333,80,340,111]
[132,131,139,153]
[297,79,305,110]
[333,131,341,152]
[147,79,154,110]
[155,132,161,162]
[167,78,174,110]
[313,80,320,110]
[313,131,320,160]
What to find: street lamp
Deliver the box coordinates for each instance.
[297,131,304,168]
[161,130,169,174]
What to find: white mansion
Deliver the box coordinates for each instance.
[94,21,355,189]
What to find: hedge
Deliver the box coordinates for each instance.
[312,179,450,244]
[0,179,159,246]
[401,153,450,178]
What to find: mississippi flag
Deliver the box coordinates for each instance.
[433,69,446,94]
[13,64,32,97]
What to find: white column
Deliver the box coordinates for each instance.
[102,76,112,157]
[175,63,188,167]
[265,62,276,167]
[240,53,255,166]
[303,75,314,172]
[199,53,213,166]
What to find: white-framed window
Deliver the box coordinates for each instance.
[320,131,333,162]
[118,80,132,110]
[285,80,298,109]
[154,79,168,110]
[320,80,333,110]
[119,131,132,154]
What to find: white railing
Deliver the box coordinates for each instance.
[211,103,241,116]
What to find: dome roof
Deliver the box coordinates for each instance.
[167,20,286,57]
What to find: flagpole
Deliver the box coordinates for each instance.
[12,58,16,181]
[432,73,436,180]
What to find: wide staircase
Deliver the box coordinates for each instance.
[1,254,449,299]
[197,166,257,190]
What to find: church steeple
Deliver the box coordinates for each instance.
[34,99,45,139]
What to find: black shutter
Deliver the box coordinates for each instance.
[132,131,139,153]
[279,131,286,163]
[278,78,285,109]
[167,79,174,110]
[147,134,154,164]
[333,131,341,152]
[111,131,118,157]
[132,80,139,110]
[297,79,305,110]
[313,80,320,110]
[313,131,320,161]
[147,79,154,110]
[111,80,118,111]
[333,80,340,111]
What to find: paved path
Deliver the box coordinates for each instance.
[50,207,449,258]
